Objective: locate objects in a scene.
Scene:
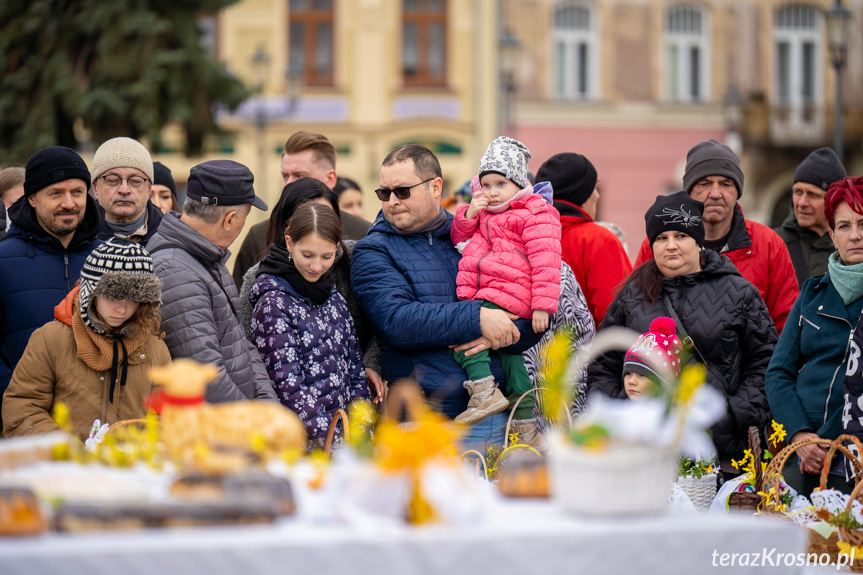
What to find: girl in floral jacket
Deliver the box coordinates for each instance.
[250,202,369,450]
[450,136,562,448]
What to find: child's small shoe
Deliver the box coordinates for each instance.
[454,376,509,426]
[509,418,547,451]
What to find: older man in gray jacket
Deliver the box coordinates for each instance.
[147,160,277,402]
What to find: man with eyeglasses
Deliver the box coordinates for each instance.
[351,144,543,453]
[91,137,163,245]
[0,147,101,430]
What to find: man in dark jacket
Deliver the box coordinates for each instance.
[0,147,101,423]
[91,137,163,245]
[775,147,847,287]
[232,131,371,287]
[636,139,798,333]
[147,160,277,403]
[350,145,542,451]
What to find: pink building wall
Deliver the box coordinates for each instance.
[515,125,726,262]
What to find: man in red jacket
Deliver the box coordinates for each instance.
[635,139,798,333]
[536,153,632,328]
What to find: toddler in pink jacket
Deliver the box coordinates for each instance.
[451,136,562,446]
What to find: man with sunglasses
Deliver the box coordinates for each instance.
[351,144,543,452]
[91,137,163,245]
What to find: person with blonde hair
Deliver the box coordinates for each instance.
[0,166,25,240]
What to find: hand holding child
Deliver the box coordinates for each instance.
[532,310,549,333]
[465,192,489,219]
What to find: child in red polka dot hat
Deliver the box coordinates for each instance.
[622,317,682,400]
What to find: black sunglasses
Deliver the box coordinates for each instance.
[374,177,435,201]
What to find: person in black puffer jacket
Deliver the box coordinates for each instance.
[586,192,778,467]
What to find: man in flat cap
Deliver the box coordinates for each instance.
[147,160,277,402]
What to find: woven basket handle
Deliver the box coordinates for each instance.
[847,471,863,513]
[503,387,573,449]
[748,426,764,490]
[459,449,488,479]
[820,435,863,489]
[382,379,429,424]
[107,419,152,434]
[763,437,835,509]
[324,408,349,455]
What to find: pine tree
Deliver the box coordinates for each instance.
[0,0,250,162]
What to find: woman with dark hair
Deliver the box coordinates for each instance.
[239,178,383,402]
[250,203,369,449]
[333,176,364,219]
[769,176,863,494]
[586,191,777,469]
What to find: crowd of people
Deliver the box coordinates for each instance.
[1,127,862,497]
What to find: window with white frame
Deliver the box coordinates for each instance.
[773,4,822,112]
[665,4,709,103]
[551,2,598,100]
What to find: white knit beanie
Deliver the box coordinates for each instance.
[478,136,532,189]
[91,137,154,183]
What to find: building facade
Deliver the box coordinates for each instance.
[504,0,863,258]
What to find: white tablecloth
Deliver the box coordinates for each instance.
[0,499,809,575]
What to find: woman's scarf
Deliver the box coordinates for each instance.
[828,251,863,305]
[258,243,334,305]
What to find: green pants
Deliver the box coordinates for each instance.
[452,301,535,419]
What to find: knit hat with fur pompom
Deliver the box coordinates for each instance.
[623,317,683,384]
[78,237,162,334]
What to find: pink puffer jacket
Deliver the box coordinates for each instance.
[451,192,561,318]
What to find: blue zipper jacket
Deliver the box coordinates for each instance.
[0,193,102,399]
[766,272,863,441]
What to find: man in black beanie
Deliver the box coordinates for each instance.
[635,139,798,334]
[0,146,102,424]
[775,147,847,286]
[536,152,632,328]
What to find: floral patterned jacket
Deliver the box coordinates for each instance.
[250,273,368,447]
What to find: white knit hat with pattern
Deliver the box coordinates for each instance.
[91,137,154,183]
[478,136,532,189]
[79,237,162,334]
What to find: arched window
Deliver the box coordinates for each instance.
[773,4,822,110]
[551,2,598,100]
[665,4,709,102]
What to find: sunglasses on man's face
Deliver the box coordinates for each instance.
[374,177,435,201]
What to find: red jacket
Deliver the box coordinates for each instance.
[635,204,798,333]
[451,193,561,318]
[554,200,633,328]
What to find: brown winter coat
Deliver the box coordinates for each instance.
[2,288,171,439]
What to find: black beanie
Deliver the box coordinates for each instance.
[535,152,597,207]
[793,147,846,191]
[682,139,744,198]
[153,161,177,196]
[24,146,91,196]
[645,191,705,247]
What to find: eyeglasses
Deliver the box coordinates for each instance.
[374,177,435,201]
[100,174,150,191]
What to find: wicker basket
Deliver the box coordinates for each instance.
[549,437,677,515]
[764,434,863,566]
[727,426,764,513]
[835,436,863,572]
[677,473,718,512]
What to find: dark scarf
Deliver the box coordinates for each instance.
[391,206,448,235]
[258,243,334,305]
